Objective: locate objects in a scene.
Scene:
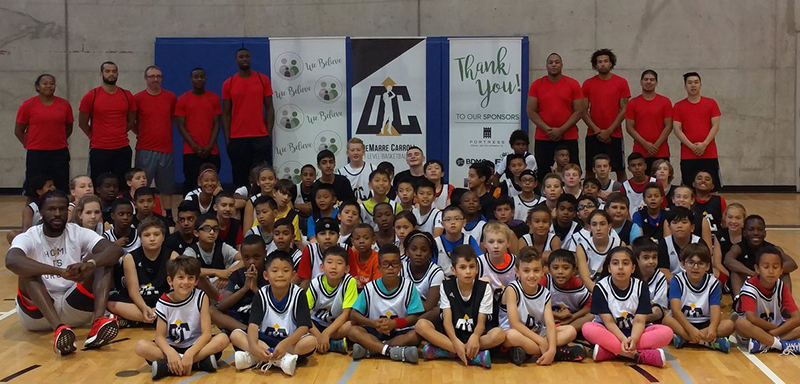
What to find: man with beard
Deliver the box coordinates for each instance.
[6,190,124,355]
[625,70,673,175]
[582,49,631,181]
[527,53,587,182]
[222,48,275,187]
[176,67,222,193]
[79,61,137,186]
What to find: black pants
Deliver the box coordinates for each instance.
[534,139,580,182]
[227,136,272,187]
[89,146,132,187]
[183,154,221,194]
[25,147,70,193]
[680,158,722,190]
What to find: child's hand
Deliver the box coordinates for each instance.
[273,339,289,360]
[252,343,272,363]
[465,334,480,360]
[217,269,233,280]
[142,307,156,323]
[114,237,129,246]
[180,353,194,376]
[452,340,468,366]
[688,326,704,344]
[167,350,183,376]
[317,332,330,353]
[621,337,636,354]
[537,349,555,366]
[702,328,716,343]
[375,318,394,335]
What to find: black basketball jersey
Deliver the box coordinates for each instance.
[616,220,633,244]
[219,219,242,248]
[638,208,665,242]
[187,242,226,269]
[442,278,490,343]
[737,240,775,271]
[129,246,171,301]
[693,196,723,236]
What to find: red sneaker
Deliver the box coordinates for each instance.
[84,316,119,349]
[592,344,615,362]
[636,348,666,368]
[54,325,77,356]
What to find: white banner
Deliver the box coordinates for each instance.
[270,37,347,182]
[351,38,427,171]
[448,38,523,187]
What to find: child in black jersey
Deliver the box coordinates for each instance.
[724,215,797,295]
[211,235,268,337]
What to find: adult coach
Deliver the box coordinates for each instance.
[79,61,136,185]
[582,49,630,181]
[672,72,722,187]
[134,65,177,219]
[625,70,673,175]
[15,74,73,192]
[527,53,587,182]
[176,68,221,194]
[6,190,123,355]
[222,48,275,187]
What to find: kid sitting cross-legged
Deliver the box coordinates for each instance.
[632,237,668,325]
[183,213,243,292]
[416,245,505,368]
[307,246,358,354]
[401,230,445,322]
[541,249,593,333]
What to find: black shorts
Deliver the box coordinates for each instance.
[680,158,722,190]
[689,320,711,330]
[585,136,625,172]
[431,314,494,344]
[644,157,670,176]
[365,326,413,342]
[534,139,580,182]
[312,320,329,333]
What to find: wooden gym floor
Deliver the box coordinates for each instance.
[0,193,798,384]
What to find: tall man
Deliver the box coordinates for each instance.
[6,190,123,355]
[582,49,630,181]
[222,48,275,187]
[527,53,587,182]
[134,65,177,219]
[672,72,722,188]
[176,67,222,194]
[79,61,136,185]
[625,70,673,174]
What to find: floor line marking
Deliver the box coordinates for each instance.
[335,360,360,384]
[0,365,40,382]
[742,351,785,384]
[0,309,17,322]
[664,349,695,384]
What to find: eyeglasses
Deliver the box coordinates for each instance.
[684,260,708,268]
[442,217,464,223]
[380,261,402,269]
[146,75,163,79]
[199,225,220,233]
[578,203,596,211]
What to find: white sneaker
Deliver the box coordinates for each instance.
[278,353,298,376]
[235,351,259,370]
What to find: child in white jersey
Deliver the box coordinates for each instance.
[306,246,358,354]
[402,231,444,322]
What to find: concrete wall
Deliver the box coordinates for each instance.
[0,0,796,187]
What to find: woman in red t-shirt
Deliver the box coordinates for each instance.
[15,74,74,193]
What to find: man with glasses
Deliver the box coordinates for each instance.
[134,65,177,221]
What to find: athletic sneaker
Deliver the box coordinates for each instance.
[194,354,218,372]
[351,343,371,360]
[261,353,297,376]
[470,350,491,368]
[388,346,418,363]
[749,339,768,354]
[555,345,587,362]
[781,340,800,355]
[84,316,119,349]
[672,334,686,349]
[509,346,527,366]
[53,325,77,356]
[592,344,614,362]
[235,351,259,370]
[708,337,730,353]
[635,348,666,368]
[329,338,348,354]
[151,360,170,380]
[422,344,455,360]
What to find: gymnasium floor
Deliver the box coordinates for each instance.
[0,193,798,384]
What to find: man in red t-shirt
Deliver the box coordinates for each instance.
[78,61,136,186]
[176,68,222,194]
[582,49,631,182]
[527,53,587,182]
[134,65,177,219]
[15,74,74,192]
[222,48,275,187]
[625,70,673,175]
[672,72,722,188]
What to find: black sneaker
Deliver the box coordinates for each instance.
[151,360,170,380]
[555,345,587,362]
[509,347,527,366]
[194,354,218,372]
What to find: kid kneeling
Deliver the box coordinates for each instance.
[416,245,505,368]
[134,256,230,380]
[232,251,317,376]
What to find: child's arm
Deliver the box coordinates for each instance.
[22,205,34,230]
[464,310,486,362]
[180,295,213,373]
[292,246,312,287]
[442,308,467,364]
[154,318,184,376]
[217,271,256,312]
[504,288,547,346]
[598,314,627,342]
[272,292,312,360]
[626,315,647,353]
[295,202,312,216]
[243,200,255,231]
[712,237,729,277]
[706,304,722,342]
[537,301,558,365]
[773,311,800,337]
[700,220,712,252]
[568,305,591,324]
[778,246,798,274]
[121,254,156,321]
[744,310,778,331]
[723,244,755,276]
[349,309,378,329]
[575,246,595,292]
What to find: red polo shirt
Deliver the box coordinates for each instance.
[582,74,631,138]
[625,94,673,158]
[175,91,222,155]
[16,96,73,150]
[79,87,136,149]
[221,72,273,138]
[134,90,176,153]
[673,97,721,159]
[528,75,584,141]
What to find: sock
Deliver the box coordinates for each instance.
[382,345,390,356]
[165,209,173,218]
[772,337,783,350]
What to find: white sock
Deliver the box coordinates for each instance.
[382,345,390,356]
[771,337,782,350]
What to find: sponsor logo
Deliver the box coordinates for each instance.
[274,52,303,81]
[314,75,343,103]
[276,104,304,132]
[356,77,422,136]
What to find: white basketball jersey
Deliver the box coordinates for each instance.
[671,272,719,324]
[513,195,546,222]
[185,188,212,214]
[503,179,523,198]
[622,177,656,218]
[28,202,42,226]
[256,284,305,338]
[401,260,444,300]
[303,243,326,279]
[564,227,621,252]
[520,233,557,252]
[155,289,205,349]
[308,274,354,327]
[361,277,417,331]
[413,206,442,235]
[103,227,141,254]
[593,276,644,331]
[360,200,398,231]
[646,270,669,309]
[544,275,591,313]
[737,279,786,326]
[499,280,550,334]
[664,234,701,275]
[265,242,302,270]
[477,253,517,292]
[577,235,622,281]
[434,235,474,275]
[337,163,375,202]
[463,220,486,243]
[432,184,451,210]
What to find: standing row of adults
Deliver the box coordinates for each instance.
[527,50,722,187]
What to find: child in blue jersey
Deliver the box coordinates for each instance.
[632,183,665,242]
[233,251,317,376]
[307,246,358,354]
[348,244,424,363]
[435,206,481,275]
[662,243,733,352]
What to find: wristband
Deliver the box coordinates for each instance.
[394,318,408,329]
